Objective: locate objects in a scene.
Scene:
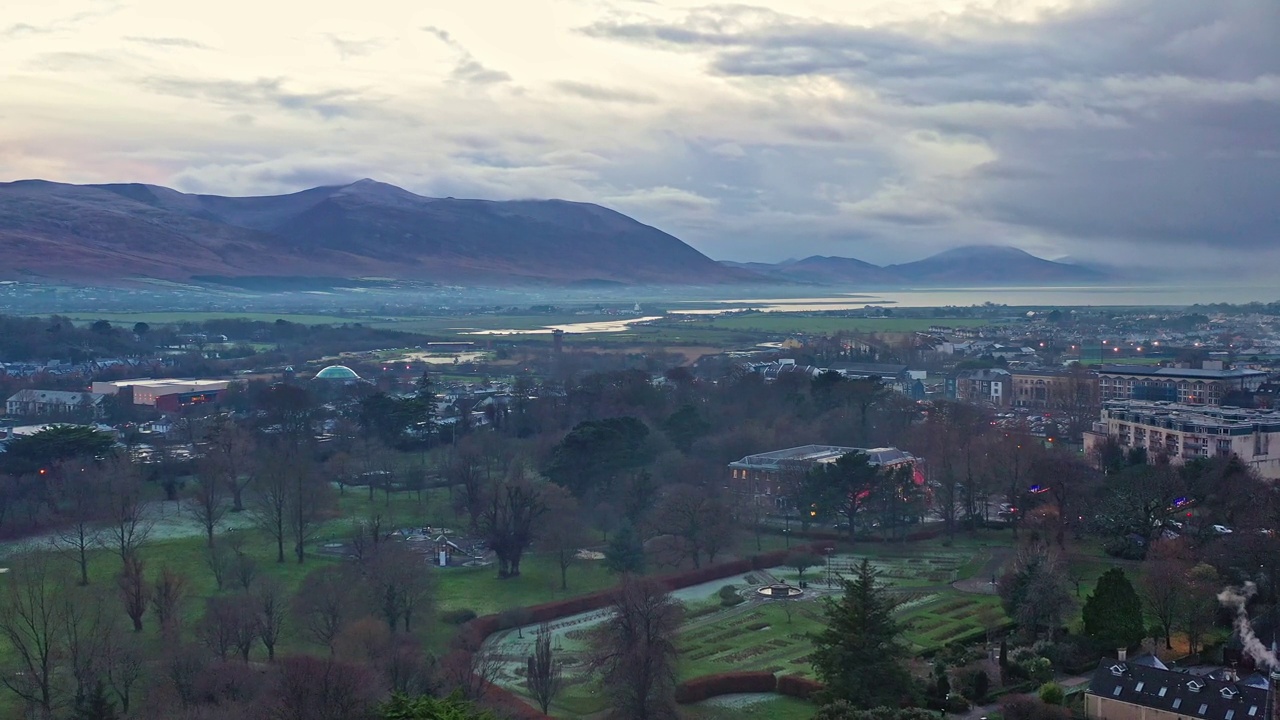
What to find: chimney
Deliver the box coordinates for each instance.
[1118,648,1128,662]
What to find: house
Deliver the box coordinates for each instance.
[727,445,918,504]
[1085,654,1275,720]
[6,389,106,418]
[955,369,1011,407]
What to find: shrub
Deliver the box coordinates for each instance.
[674,672,777,703]
[777,674,824,700]
[441,608,478,625]
[969,670,991,704]
[1039,682,1065,706]
[718,585,743,607]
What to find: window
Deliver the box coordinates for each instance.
[1113,686,1123,697]
[1159,688,1169,697]
[1136,682,1145,692]
[1248,706,1258,716]
[1198,703,1208,715]
[1173,699,1183,710]
[1227,710,1235,720]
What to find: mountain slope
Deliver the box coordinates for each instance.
[0,179,748,286]
[720,245,1109,286]
[885,245,1106,285]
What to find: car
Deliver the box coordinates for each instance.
[1212,524,1234,535]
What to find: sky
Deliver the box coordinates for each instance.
[2,0,1277,272]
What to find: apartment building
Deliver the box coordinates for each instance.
[1097,365,1268,406]
[1010,369,1099,410]
[1083,400,1280,479]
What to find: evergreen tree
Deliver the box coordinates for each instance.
[603,522,645,574]
[1082,568,1145,652]
[809,559,914,709]
[73,680,119,720]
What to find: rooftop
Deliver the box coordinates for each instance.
[1088,659,1270,720]
[313,365,361,381]
[1098,365,1268,380]
[730,445,915,469]
[1102,400,1280,432]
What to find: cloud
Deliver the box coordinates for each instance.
[138,76,367,119]
[553,81,656,104]
[326,35,385,60]
[123,36,210,50]
[422,26,511,85]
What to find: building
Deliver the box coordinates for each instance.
[92,379,231,407]
[955,368,1011,407]
[1010,369,1099,410]
[1097,365,1268,406]
[5,389,106,418]
[1083,400,1280,479]
[1085,654,1275,720]
[728,445,918,502]
[311,365,363,383]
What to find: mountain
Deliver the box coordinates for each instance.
[720,245,1109,287]
[885,245,1107,285]
[0,179,748,286]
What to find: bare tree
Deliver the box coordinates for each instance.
[255,578,287,662]
[151,565,189,639]
[266,655,380,720]
[204,419,258,512]
[102,628,143,715]
[102,456,152,564]
[653,484,736,569]
[188,460,229,548]
[0,554,68,716]
[539,484,589,590]
[198,594,257,662]
[51,461,103,586]
[60,586,109,705]
[293,566,353,655]
[251,444,291,563]
[477,466,548,577]
[588,575,684,720]
[440,625,501,702]
[231,540,259,591]
[363,542,436,633]
[526,623,563,714]
[165,644,207,709]
[118,554,150,633]
[204,542,232,591]
[286,453,333,564]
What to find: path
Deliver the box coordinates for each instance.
[951,548,1013,595]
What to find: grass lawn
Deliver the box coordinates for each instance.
[682,695,818,719]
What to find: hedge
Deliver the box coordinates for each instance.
[484,685,554,719]
[777,674,825,700]
[674,672,779,704]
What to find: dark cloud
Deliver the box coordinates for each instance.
[583,0,1280,256]
[553,81,656,104]
[123,36,210,50]
[138,77,366,119]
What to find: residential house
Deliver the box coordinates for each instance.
[1086,654,1274,720]
[6,389,106,418]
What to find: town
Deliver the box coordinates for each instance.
[0,300,1278,720]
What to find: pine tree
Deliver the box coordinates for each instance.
[73,680,119,720]
[1082,568,1145,653]
[809,559,914,709]
[603,522,645,574]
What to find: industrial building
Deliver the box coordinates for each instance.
[1084,400,1280,479]
[91,379,230,407]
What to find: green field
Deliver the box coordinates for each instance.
[689,315,988,334]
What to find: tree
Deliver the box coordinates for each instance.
[604,522,645,574]
[378,693,498,719]
[544,416,652,497]
[362,543,436,633]
[72,679,118,720]
[809,559,914,709]
[1140,539,1192,649]
[256,578,287,661]
[203,420,258,512]
[52,461,105,586]
[999,543,1074,639]
[526,623,563,714]
[804,451,884,542]
[0,425,115,476]
[788,550,821,583]
[661,404,710,453]
[188,459,229,548]
[267,655,380,720]
[198,594,257,662]
[539,485,589,590]
[1082,568,1145,653]
[652,484,736,569]
[294,565,354,653]
[1183,563,1220,655]
[588,576,683,720]
[150,565,188,639]
[101,456,152,565]
[477,467,547,577]
[0,555,68,716]
[117,555,149,633]
[251,443,293,563]
[1039,682,1065,706]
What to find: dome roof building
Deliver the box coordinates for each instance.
[313,365,361,381]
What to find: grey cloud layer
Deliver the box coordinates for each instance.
[584,0,1280,256]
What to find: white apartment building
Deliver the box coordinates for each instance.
[1084,400,1280,479]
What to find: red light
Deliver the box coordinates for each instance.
[38,468,46,475]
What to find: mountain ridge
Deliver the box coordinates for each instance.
[0,179,749,286]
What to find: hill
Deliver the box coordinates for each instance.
[0,179,748,286]
[720,245,1108,287]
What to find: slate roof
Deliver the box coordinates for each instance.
[1088,659,1270,720]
